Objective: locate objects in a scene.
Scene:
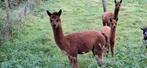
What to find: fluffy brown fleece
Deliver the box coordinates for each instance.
[47,9,107,68]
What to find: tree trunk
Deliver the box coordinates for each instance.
[1,0,12,42]
[102,0,108,12]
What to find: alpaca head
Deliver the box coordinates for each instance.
[46,9,62,29]
[110,19,117,29]
[114,0,122,9]
[141,27,147,40]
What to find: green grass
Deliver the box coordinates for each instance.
[0,0,147,68]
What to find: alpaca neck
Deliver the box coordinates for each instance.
[114,8,120,20]
[111,28,116,39]
[52,25,68,50]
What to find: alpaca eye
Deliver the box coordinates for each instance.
[145,31,147,35]
[50,20,53,22]
[57,20,59,22]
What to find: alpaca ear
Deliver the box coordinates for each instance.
[141,27,144,30]
[114,0,117,3]
[110,18,112,22]
[58,9,62,16]
[46,10,51,16]
[120,0,122,3]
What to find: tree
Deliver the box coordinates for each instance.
[102,0,108,12]
[0,0,12,43]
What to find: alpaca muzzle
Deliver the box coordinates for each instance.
[52,24,58,28]
[143,33,147,40]
[144,37,147,40]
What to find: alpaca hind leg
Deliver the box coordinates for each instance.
[68,56,72,64]
[68,55,79,68]
[105,43,110,57]
[106,45,109,54]
[110,42,114,57]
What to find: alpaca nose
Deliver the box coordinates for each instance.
[53,24,56,27]
[144,37,147,40]
[52,23,58,28]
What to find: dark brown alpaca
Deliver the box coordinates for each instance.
[113,0,122,21]
[101,19,117,55]
[46,9,107,68]
[102,0,122,26]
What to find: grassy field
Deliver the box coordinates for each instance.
[0,0,147,68]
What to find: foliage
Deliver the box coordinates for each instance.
[0,0,5,9]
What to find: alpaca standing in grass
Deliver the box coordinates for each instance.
[102,0,122,56]
[101,26,111,54]
[46,9,107,68]
[109,19,117,56]
[141,27,147,49]
[113,0,122,21]
[102,0,122,26]
[101,19,117,55]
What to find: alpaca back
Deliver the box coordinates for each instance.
[101,26,111,40]
[102,12,113,26]
[65,31,106,54]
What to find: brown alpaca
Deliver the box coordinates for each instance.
[110,19,117,57]
[102,12,113,26]
[102,0,122,26]
[101,0,122,57]
[101,26,111,54]
[113,0,122,21]
[46,9,107,68]
[101,19,117,55]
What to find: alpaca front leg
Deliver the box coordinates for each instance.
[111,45,114,57]
[104,43,110,57]
[105,42,110,54]
[110,41,114,57]
[68,56,79,68]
